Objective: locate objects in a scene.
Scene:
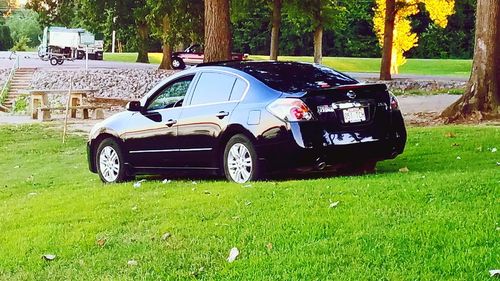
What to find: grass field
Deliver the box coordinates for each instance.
[104,53,472,77]
[0,124,498,280]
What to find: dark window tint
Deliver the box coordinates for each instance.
[190,72,236,105]
[147,75,194,111]
[229,79,247,101]
[233,62,358,93]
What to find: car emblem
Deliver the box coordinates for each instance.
[347,90,356,99]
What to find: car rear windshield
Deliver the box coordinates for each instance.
[232,62,358,93]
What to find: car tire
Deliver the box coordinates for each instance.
[96,138,131,183]
[50,57,59,66]
[223,134,260,183]
[171,57,185,70]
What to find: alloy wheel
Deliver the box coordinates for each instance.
[99,146,120,182]
[227,143,253,183]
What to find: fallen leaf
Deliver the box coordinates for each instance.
[492,148,497,153]
[14,165,20,169]
[245,200,252,206]
[131,205,138,211]
[192,181,198,185]
[133,180,146,188]
[399,167,409,173]
[28,192,37,196]
[203,190,211,195]
[161,232,171,241]
[444,132,456,138]
[497,162,500,166]
[227,247,239,263]
[329,201,340,208]
[490,270,500,277]
[266,243,273,250]
[456,156,462,160]
[243,184,252,188]
[42,254,56,261]
[96,238,107,247]
[162,179,171,184]
[127,260,138,266]
[451,143,460,147]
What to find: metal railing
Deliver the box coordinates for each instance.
[0,54,20,107]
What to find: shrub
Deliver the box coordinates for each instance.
[11,35,31,52]
[0,25,14,51]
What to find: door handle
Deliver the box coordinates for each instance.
[165,119,177,127]
[216,111,229,119]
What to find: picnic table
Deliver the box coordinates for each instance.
[29,89,106,121]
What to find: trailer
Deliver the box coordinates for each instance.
[38,27,104,65]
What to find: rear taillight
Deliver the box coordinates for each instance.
[267,98,315,122]
[390,93,399,111]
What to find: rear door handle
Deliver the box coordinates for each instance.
[216,111,229,119]
[165,119,177,127]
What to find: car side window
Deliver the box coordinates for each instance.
[147,76,194,111]
[229,79,247,101]
[190,72,237,106]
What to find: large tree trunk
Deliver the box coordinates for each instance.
[313,23,323,64]
[312,2,323,64]
[269,0,282,61]
[159,15,173,70]
[136,20,150,63]
[204,0,231,62]
[442,0,500,121]
[380,0,395,80]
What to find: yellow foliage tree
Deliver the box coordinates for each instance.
[374,0,455,74]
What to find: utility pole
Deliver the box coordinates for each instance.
[112,16,117,53]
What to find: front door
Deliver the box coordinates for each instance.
[123,75,195,168]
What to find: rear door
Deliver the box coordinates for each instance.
[176,71,248,168]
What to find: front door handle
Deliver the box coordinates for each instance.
[216,111,229,119]
[165,119,177,127]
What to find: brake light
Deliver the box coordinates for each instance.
[267,98,315,122]
[390,93,399,111]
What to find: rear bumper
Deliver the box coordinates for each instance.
[257,111,406,170]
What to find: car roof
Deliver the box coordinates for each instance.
[197,60,358,92]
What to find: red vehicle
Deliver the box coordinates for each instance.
[171,44,248,69]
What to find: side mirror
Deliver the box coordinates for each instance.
[126,101,142,112]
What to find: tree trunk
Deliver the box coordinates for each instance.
[159,15,173,70]
[204,0,231,62]
[136,20,150,63]
[313,23,323,64]
[269,0,282,61]
[380,0,396,80]
[441,0,500,121]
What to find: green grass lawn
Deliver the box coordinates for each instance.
[0,124,498,280]
[104,53,472,77]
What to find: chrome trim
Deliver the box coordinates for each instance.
[129,148,212,154]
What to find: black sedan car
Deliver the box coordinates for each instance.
[88,61,406,183]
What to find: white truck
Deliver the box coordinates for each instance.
[38,27,104,65]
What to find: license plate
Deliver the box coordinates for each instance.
[343,107,366,123]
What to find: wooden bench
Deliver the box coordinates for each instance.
[38,105,108,121]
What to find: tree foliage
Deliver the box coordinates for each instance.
[374,0,456,74]
[0,25,14,50]
[5,9,42,47]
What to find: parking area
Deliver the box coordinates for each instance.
[0,51,157,70]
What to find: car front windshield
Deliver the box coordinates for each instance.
[235,62,358,93]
